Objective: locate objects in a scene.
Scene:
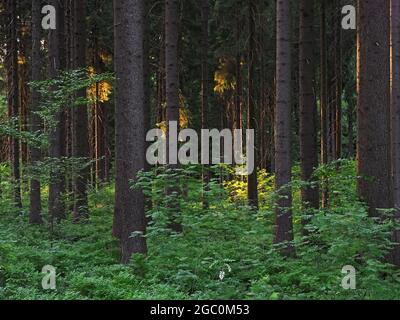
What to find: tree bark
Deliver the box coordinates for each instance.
[320,0,329,208]
[247,0,259,210]
[201,0,210,209]
[29,0,43,224]
[113,0,148,263]
[357,0,392,217]
[390,0,400,266]
[73,0,89,222]
[299,0,319,230]
[334,0,342,160]
[6,0,22,209]
[165,0,182,232]
[274,0,294,256]
[48,0,66,222]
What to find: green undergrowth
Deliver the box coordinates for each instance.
[0,160,400,300]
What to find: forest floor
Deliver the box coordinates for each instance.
[1,161,400,300]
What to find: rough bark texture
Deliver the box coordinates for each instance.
[299,0,319,228]
[73,0,89,222]
[357,0,392,217]
[29,0,43,224]
[113,0,148,263]
[247,0,259,210]
[274,0,294,255]
[390,0,400,266]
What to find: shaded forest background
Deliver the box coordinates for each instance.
[0,0,400,300]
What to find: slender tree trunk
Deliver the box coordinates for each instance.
[19,34,29,168]
[347,100,354,157]
[390,0,400,266]
[320,0,329,208]
[166,0,180,135]
[357,0,392,218]
[235,10,242,131]
[299,0,319,231]
[201,0,210,209]
[247,0,259,210]
[7,0,22,209]
[29,0,43,224]
[113,0,148,263]
[93,29,106,186]
[165,0,182,232]
[73,0,89,222]
[48,0,66,222]
[274,0,294,256]
[334,0,342,160]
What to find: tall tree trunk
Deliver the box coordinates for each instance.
[320,0,329,208]
[235,9,242,131]
[274,0,294,256]
[247,0,259,210]
[73,0,89,222]
[29,0,43,224]
[7,0,22,209]
[113,0,148,263]
[165,0,182,232]
[166,0,180,136]
[48,0,66,222]
[334,0,342,160]
[357,0,392,217]
[92,26,106,186]
[299,0,319,231]
[19,33,29,167]
[201,0,210,209]
[390,0,400,266]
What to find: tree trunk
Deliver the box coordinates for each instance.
[6,0,22,209]
[274,0,294,256]
[299,0,319,230]
[347,100,354,158]
[113,0,148,263]
[48,0,66,222]
[165,0,182,232]
[390,0,400,266]
[334,0,342,160]
[320,0,329,208]
[357,0,392,218]
[247,0,259,210]
[166,0,180,136]
[201,0,210,209]
[235,10,242,131]
[29,0,43,224]
[73,0,89,222]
